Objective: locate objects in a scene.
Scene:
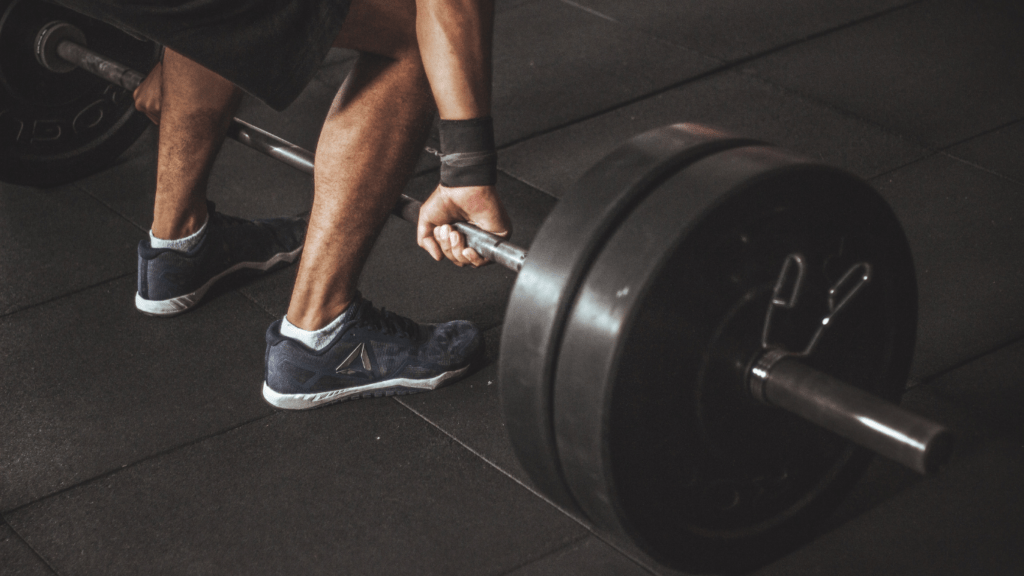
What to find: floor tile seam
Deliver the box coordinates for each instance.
[865,150,947,185]
[493,532,662,576]
[726,71,936,170]
[492,0,927,154]
[936,151,1024,188]
[494,62,730,151]
[907,329,1024,391]
[741,71,1024,165]
[0,516,62,576]
[716,0,927,61]
[554,0,717,60]
[75,181,148,233]
[237,290,285,322]
[936,117,1023,151]
[559,0,924,65]
[557,0,615,22]
[0,273,133,321]
[493,532,592,576]
[933,116,1024,187]
[392,396,664,575]
[1,411,277,518]
[861,144,1024,194]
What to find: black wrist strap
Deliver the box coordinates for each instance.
[437,117,497,187]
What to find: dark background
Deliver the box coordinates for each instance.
[2,0,1023,574]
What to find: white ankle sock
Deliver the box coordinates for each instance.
[281,307,354,351]
[149,215,209,253]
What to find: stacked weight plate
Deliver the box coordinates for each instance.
[500,124,917,573]
[500,124,762,509]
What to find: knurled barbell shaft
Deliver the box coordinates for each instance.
[752,355,952,474]
[57,40,145,91]
[56,38,528,272]
[54,34,949,472]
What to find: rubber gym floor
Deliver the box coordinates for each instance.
[3,0,1023,574]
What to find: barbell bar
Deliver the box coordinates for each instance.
[27,16,952,571]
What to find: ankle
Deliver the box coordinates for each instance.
[286,285,356,331]
[149,213,208,252]
[285,300,351,332]
[281,305,355,350]
[152,201,209,240]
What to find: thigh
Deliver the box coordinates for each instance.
[334,0,418,58]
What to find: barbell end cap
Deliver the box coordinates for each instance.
[35,21,86,74]
[751,355,956,475]
[919,426,955,475]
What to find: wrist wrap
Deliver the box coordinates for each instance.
[437,117,497,188]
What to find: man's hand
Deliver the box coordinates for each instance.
[417,184,511,267]
[133,60,163,124]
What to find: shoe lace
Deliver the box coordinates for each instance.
[354,301,419,339]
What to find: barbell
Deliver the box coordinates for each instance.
[4,3,952,571]
[0,0,161,186]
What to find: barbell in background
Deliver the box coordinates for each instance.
[1,4,953,572]
[0,0,162,186]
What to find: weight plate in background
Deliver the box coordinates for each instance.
[0,0,160,187]
[500,124,761,510]
[553,144,916,572]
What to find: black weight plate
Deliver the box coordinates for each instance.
[553,144,916,572]
[0,0,160,187]
[500,124,761,509]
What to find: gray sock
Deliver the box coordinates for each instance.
[280,306,355,351]
[149,214,209,253]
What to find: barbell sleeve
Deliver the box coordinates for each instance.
[54,38,528,273]
[56,40,145,91]
[750,352,953,474]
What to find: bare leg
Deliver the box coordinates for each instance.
[151,49,242,240]
[286,50,434,330]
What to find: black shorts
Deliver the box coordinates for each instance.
[53,0,352,110]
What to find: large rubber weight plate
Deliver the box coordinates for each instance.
[500,125,761,510]
[0,0,160,187]
[554,144,916,572]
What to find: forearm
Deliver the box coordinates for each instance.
[415,0,494,119]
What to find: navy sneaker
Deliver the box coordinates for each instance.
[136,202,306,316]
[263,297,483,410]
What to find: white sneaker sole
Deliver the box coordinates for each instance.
[136,246,302,317]
[262,364,471,410]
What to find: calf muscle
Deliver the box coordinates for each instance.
[152,49,241,240]
[286,52,435,330]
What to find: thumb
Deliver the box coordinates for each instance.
[471,208,512,238]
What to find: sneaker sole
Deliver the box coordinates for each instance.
[136,246,303,317]
[262,364,471,410]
